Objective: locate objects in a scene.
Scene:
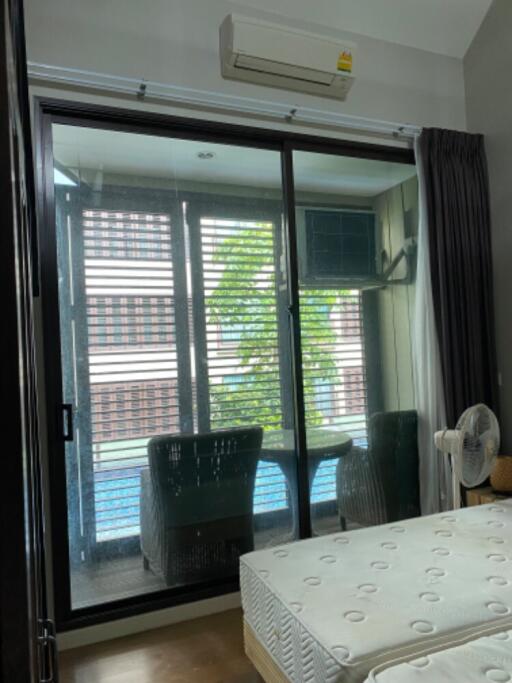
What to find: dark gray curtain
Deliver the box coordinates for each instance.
[419,128,499,428]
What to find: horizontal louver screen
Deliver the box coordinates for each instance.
[80,209,369,540]
[300,289,368,503]
[90,380,179,442]
[88,296,174,351]
[201,217,288,513]
[83,209,171,260]
[83,209,178,541]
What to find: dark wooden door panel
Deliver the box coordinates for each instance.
[0,1,53,681]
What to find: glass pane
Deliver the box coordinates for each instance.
[52,125,298,609]
[293,151,419,536]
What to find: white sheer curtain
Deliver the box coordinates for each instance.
[413,136,452,514]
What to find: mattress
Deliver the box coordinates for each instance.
[240,501,512,683]
[369,628,512,682]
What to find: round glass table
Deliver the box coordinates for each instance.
[260,428,353,535]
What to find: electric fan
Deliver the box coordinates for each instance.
[434,404,500,509]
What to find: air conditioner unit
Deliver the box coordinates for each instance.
[296,207,417,289]
[297,208,377,284]
[220,15,356,101]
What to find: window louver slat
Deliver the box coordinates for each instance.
[200,217,288,511]
[84,209,178,541]
[79,207,370,541]
[300,288,368,503]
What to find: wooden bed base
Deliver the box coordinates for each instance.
[244,619,291,683]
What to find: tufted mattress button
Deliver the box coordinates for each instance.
[485,669,511,682]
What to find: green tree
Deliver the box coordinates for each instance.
[206,223,341,431]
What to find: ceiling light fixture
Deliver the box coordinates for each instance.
[197,151,215,160]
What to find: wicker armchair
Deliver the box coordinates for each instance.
[336,410,420,529]
[140,427,263,586]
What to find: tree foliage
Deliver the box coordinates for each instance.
[206,223,340,431]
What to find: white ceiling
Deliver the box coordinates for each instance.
[233,0,492,58]
[53,125,416,197]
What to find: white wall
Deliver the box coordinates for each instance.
[58,593,241,650]
[24,0,467,131]
[374,176,418,412]
[465,0,512,451]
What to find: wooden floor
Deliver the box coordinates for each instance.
[59,608,260,683]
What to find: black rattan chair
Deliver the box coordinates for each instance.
[140,427,263,586]
[336,410,420,529]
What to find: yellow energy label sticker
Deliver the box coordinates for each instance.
[337,50,353,73]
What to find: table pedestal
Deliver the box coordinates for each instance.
[273,456,337,539]
[260,428,353,539]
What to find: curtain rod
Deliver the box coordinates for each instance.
[27,62,421,142]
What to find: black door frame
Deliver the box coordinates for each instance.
[35,96,414,631]
[1,1,54,681]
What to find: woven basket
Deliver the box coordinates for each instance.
[491,456,512,494]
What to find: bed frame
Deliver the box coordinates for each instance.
[244,619,290,683]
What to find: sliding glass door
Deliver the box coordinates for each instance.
[51,126,298,609]
[293,150,419,535]
[40,109,418,624]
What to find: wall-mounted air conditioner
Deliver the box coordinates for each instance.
[297,208,377,285]
[220,15,356,101]
[296,207,417,289]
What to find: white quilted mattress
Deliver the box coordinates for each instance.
[240,501,512,683]
[369,629,512,682]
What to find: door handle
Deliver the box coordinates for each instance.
[38,618,58,683]
[62,404,74,441]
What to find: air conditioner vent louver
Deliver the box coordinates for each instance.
[234,55,336,87]
[220,14,356,101]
